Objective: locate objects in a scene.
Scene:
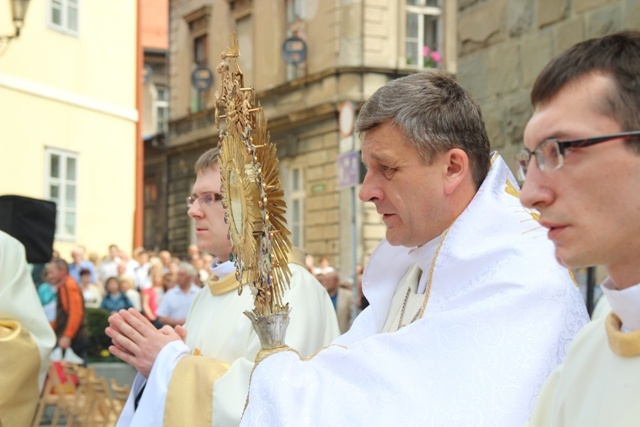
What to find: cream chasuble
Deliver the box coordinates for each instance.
[0,231,56,427]
[527,280,640,426]
[117,262,339,427]
[241,155,590,427]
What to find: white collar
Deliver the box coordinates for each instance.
[211,260,235,279]
[407,234,442,294]
[601,278,640,332]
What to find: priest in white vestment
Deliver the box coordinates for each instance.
[0,230,56,426]
[519,31,640,426]
[240,73,589,427]
[109,148,340,426]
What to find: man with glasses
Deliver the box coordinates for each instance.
[107,148,340,426]
[240,72,588,426]
[519,31,640,426]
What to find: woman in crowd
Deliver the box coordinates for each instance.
[100,276,133,313]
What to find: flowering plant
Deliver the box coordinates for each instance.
[422,46,442,68]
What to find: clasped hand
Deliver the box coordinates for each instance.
[106,308,187,378]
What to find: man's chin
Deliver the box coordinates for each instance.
[555,251,595,270]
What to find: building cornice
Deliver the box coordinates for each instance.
[0,72,138,123]
[255,66,412,98]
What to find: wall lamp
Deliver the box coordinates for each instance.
[1,0,31,42]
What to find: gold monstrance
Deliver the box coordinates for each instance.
[215,35,293,350]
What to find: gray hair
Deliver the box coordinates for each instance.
[356,72,491,188]
[177,261,197,277]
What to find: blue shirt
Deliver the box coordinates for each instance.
[69,260,97,283]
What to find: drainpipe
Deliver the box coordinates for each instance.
[133,0,143,248]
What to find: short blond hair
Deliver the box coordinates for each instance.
[194,147,220,174]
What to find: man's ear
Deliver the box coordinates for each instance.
[442,148,470,195]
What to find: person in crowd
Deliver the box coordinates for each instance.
[141,259,164,327]
[107,147,339,426]
[155,262,199,327]
[239,72,589,426]
[38,266,58,322]
[354,272,368,311]
[98,244,121,286]
[317,271,353,334]
[162,271,176,294]
[48,258,89,365]
[304,254,316,274]
[120,274,142,311]
[187,244,200,261]
[100,276,134,314]
[158,250,172,274]
[118,249,139,279]
[79,267,102,309]
[133,247,151,290]
[68,245,97,284]
[0,231,56,426]
[519,31,640,426]
[313,255,335,276]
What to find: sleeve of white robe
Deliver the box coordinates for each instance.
[116,340,189,427]
[0,231,56,390]
[118,263,340,427]
[240,274,588,427]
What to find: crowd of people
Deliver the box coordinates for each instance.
[31,243,222,367]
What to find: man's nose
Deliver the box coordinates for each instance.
[359,172,380,203]
[519,163,553,209]
[188,202,203,218]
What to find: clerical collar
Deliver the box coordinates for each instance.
[407,231,444,294]
[601,278,640,332]
[211,260,235,279]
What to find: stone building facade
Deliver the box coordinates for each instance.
[158,0,457,276]
[456,0,639,168]
[152,0,637,277]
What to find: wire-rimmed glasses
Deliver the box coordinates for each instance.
[186,192,223,208]
[515,130,640,180]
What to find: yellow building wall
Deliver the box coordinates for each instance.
[0,0,138,260]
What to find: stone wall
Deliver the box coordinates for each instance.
[456,0,640,169]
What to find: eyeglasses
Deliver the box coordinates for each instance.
[515,130,640,180]
[186,192,223,208]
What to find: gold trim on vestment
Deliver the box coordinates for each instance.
[605,312,640,357]
[0,320,41,427]
[164,356,229,427]
[207,273,241,296]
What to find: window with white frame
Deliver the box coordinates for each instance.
[405,0,442,69]
[48,0,79,36]
[285,165,305,249]
[155,85,169,134]
[45,148,78,240]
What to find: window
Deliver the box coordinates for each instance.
[45,148,78,240]
[143,178,159,250]
[155,85,169,134]
[405,0,442,69]
[287,0,306,23]
[48,0,79,36]
[286,166,305,249]
[191,34,208,113]
[235,14,253,84]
